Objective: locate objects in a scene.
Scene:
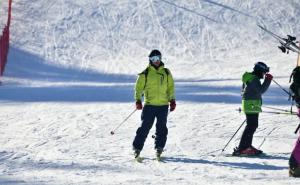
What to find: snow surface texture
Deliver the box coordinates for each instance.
[1,0,300,184]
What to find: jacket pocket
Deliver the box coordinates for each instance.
[242,100,262,114]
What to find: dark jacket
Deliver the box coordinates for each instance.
[242,72,271,113]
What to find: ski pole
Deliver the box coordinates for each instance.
[236,107,297,115]
[221,119,246,153]
[110,109,137,135]
[257,127,278,149]
[262,105,293,113]
[262,110,297,115]
[272,79,292,97]
[294,124,300,134]
[295,118,300,134]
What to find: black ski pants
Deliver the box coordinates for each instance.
[238,113,259,150]
[132,105,169,151]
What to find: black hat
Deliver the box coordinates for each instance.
[149,49,161,57]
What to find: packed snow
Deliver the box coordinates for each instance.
[1,0,300,184]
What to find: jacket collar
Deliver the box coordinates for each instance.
[149,61,164,70]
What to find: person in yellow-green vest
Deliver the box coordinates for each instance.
[132,49,176,160]
[233,62,273,156]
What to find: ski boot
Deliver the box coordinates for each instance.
[133,149,142,162]
[289,167,300,177]
[156,148,163,161]
[250,146,263,154]
[239,146,262,156]
[232,146,262,157]
[232,147,241,156]
[289,155,300,177]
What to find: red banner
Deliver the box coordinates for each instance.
[0,0,12,77]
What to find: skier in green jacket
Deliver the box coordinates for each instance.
[132,49,176,160]
[233,62,273,156]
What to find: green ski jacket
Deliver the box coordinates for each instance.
[134,64,175,106]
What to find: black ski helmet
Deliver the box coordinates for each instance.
[253,62,269,73]
[149,49,161,57]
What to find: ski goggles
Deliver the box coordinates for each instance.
[149,55,161,62]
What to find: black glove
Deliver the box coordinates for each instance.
[170,99,176,112]
[136,100,143,110]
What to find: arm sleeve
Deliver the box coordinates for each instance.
[247,78,271,95]
[167,71,176,101]
[260,78,272,94]
[134,74,145,101]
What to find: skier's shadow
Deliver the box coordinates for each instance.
[163,156,288,170]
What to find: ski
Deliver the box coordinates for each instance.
[133,156,165,163]
[132,149,165,163]
[224,153,269,158]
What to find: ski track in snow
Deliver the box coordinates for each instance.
[1,0,300,184]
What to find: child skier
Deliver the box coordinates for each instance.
[233,62,273,156]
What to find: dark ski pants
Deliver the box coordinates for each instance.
[290,134,300,168]
[238,113,259,150]
[290,154,299,170]
[132,105,169,151]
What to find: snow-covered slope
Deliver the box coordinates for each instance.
[9,0,300,79]
[1,0,300,184]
